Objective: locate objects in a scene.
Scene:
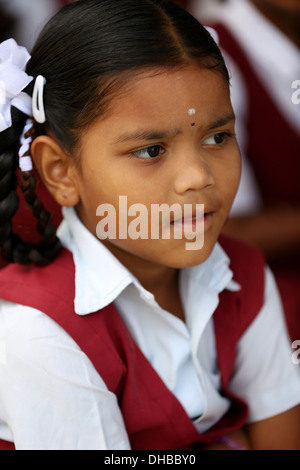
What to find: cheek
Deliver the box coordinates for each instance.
[78,171,155,237]
[216,154,241,206]
[75,167,120,234]
[79,164,120,206]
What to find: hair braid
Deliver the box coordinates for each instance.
[20,170,61,265]
[0,109,61,266]
[0,112,24,263]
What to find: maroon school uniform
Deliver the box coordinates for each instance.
[0,235,265,450]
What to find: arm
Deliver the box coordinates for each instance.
[246,405,300,450]
[0,301,131,450]
[203,404,300,450]
[227,267,300,450]
[200,428,252,450]
[200,406,300,450]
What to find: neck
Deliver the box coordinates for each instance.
[102,241,185,321]
[250,0,300,48]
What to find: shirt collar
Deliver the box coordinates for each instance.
[57,206,240,316]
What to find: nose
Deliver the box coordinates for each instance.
[173,149,215,195]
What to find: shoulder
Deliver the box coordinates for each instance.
[0,299,87,390]
[0,248,75,311]
[0,299,122,450]
[0,247,73,281]
[219,234,266,298]
[0,300,72,351]
[218,234,266,328]
[219,234,266,274]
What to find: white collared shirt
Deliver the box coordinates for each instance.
[0,206,300,450]
[192,0,300,215]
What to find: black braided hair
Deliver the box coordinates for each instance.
[0,108,61,265]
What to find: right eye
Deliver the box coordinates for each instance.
[131,145,165,159]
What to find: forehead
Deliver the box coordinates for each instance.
[112,65,228,109]
[84,65,231,141]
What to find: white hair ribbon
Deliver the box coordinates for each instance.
[19,119,33,172]
[0,39,47,171]
[11,92,33,119]
[0,39,33,131]
[0,38,47,131]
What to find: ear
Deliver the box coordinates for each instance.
[31,135,80,207]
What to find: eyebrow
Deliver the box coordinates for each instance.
[112,127,182,145]
[111,113,235,145]
[208,113,235,130]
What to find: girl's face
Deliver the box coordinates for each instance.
[73,64,241,269]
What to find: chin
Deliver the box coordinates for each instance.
[161,240,217,269]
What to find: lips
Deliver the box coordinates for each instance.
[171,210,214,233]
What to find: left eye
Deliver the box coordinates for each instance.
[132,145,164,159]
[204,132,230,145]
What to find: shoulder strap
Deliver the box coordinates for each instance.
[215,235,265,385]
[0,249,127,393]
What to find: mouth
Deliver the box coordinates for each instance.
[171,211,214,232]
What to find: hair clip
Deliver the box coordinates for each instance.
[32,75,46,124]
[19,119,33,172]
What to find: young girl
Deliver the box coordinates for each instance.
[0,0,300,451]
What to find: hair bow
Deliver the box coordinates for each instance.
[0,38,34,132]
